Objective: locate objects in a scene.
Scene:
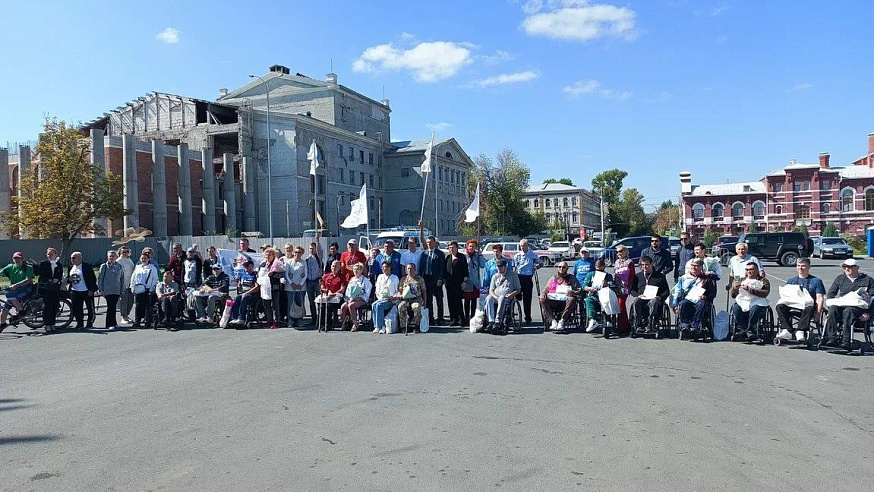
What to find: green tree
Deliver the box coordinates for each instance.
[591,169,627,205]
[610,188,651,237]
[651,206,678,235]
[703,230,718,249]
[748,220,759,233]
[659,199,676,210]
[2,118,128,258]
[468,149,541,237]
[822,221,838,237]
[543,177,574,186]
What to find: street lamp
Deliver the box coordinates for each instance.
[248,73,275,244]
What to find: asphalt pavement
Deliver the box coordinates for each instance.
[1,256,872,491]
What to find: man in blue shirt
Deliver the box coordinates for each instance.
[376,240,402,278]
[513,239,542,324]
[573,249,596,285]
[483,243,513,294]
[776,257,825,342]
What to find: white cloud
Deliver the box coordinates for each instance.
[785,83,814,94]
[352,41,474,82]
[521,1,638,42]
[155,27,181,44]
[400,32,415,40]
[426,122,453,133]
[563,79,631,101]
[481,50,514,65]
[469,70,540,88]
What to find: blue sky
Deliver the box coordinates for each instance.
[2,0,873,210]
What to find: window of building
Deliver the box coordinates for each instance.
[359,150,364,164]
[445,151,453,159]
[546,198,551,208]
[369,175,374,188]
[841,189,854,212]
[774,182,783,192]
[866,189,874,211]
[821,179,831,191]
[369,197,375,210]
[692,203,704,219]
[526,199,531,208]
[823,202,831,214]
[572,197,577,206]
[349,172,355,185]
[732,202,744,218]
[563,197,569,207]
[775,205,783,214]
[348,146,354,161]
[368,153,373,166]
[712,203,724,217]
[337,144,343,162]
[753,201,765,217]
[461,173,465,186]
[794,181,810,192]
[450,170,455,184]
[378,176,382,189]
[340,169,345,183]
[438,167,443,181]
[534,199,539,208]
[401,168,410,178]
[572,213,578,223]
[795,204,810,219]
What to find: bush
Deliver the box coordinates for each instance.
[703,230,718,249]
[822,222,837,237]
[840,233,866,254]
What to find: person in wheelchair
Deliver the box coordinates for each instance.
[155,271,184,330]
[372,261,399,334]
[729,262,771,341]
[582,259,614,333]
[539,261,580,331]
[775,258,825,342]
[629,255,671,335]
[823,258,874,349]
[193,264,231,324]
[485,259,520,335]
[396,262,426,332]
[228,260,260,327]
[671,258,717,336]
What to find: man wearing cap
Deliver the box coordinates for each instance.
[823,258,874,349]
[340,239,367,280]
[0,252,35,330]
[193,264,231,323]
[182,246,203,289]
[418,221,446,325]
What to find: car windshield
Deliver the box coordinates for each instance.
[822,238,846,245]
[553,242,569,247]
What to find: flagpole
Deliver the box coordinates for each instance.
[419,170,429,222]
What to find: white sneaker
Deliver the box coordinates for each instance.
[586,319,597,333]
[795,330,807,342]
[106,326,116,331]
[557,320,565,330]
[372,327,380,333]
[777,329,793,341]
[378,328,386,334]
[550,320,559,330]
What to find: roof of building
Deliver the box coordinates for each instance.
[689,181,765,196]
[389,138,451,153]
[837,165,874,178]
[525,183,581,193]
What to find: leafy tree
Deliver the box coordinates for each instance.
[822,221,838,237]
[610,188,651,237]
[543,177,574,186]
[468,149,541,237]
[591,169,627,205]
[840,233,865,255]
[2,118,128,258]
[748,220,759,233]
[651,206,678,235]
[703,230,718,249]
[659,199,676,210]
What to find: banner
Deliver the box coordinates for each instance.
[464,182,480,223]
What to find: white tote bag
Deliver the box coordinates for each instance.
[419,307,430,333]
[598,288,620,315]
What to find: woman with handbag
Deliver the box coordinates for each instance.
[338,263,372,332]
[130,253,159,328]
[37,247,64,331]
[283,246,308,328]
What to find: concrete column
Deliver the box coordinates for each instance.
[151,140,168,238]
[222,153,237,233]
[242,155,256,232]
[17,145,30,238]
[90,129,109,237]
[0,148,9,239]
[177,143,193,235]
[201,147,216,233]
[122,134,139,229]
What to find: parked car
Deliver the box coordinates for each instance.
[712,235,739,258]
[717,232,813,267]
[482,242,562,266]
[812,237,853,259]
[580,240,604,257]
[668,236,681,256]
[597,236,655,266]
[547,241,576,261]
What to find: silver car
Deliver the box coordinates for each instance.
[812,237,852,259]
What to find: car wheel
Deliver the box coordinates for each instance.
[780,251,799,267]
[819,251,824,259]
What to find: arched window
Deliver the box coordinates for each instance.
[526,199,531,208]
[572,197,578,206]
[823,202,831,214]
[563,197,569,207]
[692,203,704,219]
[753,201,765,217]
[841,188,854,212]
[712,203,724,217]
[572,213,578,223]
[444,151,453,159]
[732,202,745,218]
[865,189,874,211]
[534,198,539,208]
[775,205,783,215]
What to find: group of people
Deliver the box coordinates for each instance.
[1,231,872,349]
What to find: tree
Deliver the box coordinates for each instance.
[748,220,759,233]
[468,149,542,237]
[703,230,718,249]
[822,221,838,237]
[659,200,676,210]
[591,169,627,205]
[611,188,651,237]
[651,206,678,235]
[3,118,128,258]
[543,178,574,186]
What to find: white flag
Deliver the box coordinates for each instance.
[307,140,320,176]
[341,184,368,229]
[464,182,480,223]
[421,134,433,174]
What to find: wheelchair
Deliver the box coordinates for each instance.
[541,296,580,333]
[151,294,186,331]
[817,309,873,355]
[728,302,775,344]
[773,306,823,349]
[628,298,672,339]
[676,302,716,342]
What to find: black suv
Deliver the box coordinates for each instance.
[717,232,812,267]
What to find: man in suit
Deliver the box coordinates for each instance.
[418,222,446,325]
[37,247,64,331]
[67,251,98,329]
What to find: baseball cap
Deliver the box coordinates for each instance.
[347,239,357,244]
[842,258,859,267]
[186,246,196,253]
[12,251,23,259]
[211,264,223,270]
[384,239,395,246]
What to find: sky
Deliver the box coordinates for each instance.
[2,0,873,211]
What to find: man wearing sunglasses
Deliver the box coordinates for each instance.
[539,262,580,331]
[823,258,874,350]
[641,235,673,277]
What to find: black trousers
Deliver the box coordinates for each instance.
[42,291,60,326]
[70,290,89,327]
[518,275,534,322]
[104,294,119,328]
[776,304,815,333]
[135,292,154,324]
[446,282,464,322]
[423,275,444,321]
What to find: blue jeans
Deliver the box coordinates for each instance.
[2,284,33,312]
[306,279,321,319]
[372,299,396,329]
[678,299,712,330]
[231,293,255,321]
[731,303,766,336]
[486,295,511,323]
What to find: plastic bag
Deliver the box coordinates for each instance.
[598,287,620,315]
[469,310,485,333]
[420,307,430,333]
[219,299,234,328]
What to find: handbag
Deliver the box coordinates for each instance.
[133,269,151,295]
[462,287,480,301]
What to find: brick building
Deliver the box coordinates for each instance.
[680,132,874,237]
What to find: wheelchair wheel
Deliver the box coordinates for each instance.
[508,300,523,333]
[656,308,671,339]
[628,310,638,338]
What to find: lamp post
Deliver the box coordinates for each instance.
[248,74,275,244]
